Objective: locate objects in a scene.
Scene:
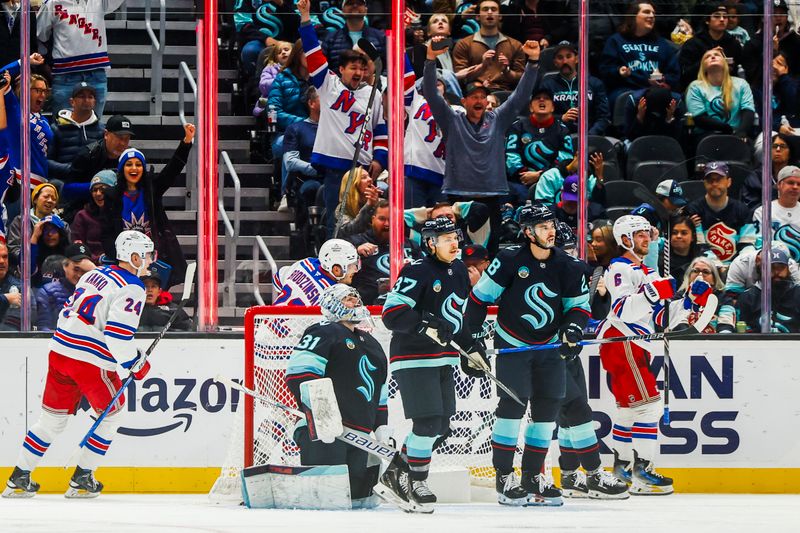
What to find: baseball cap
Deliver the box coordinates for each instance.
[462,244,488,262]
[71,82,96,98]
[774,0,789,12]
[553,40,578,54]
[777,165,800,183]
[532,86,555,100]
[770,247,790,265]
[463,81,490,97]
[64,243,92,262]
[342,0,366,6]
[106,115,135,137]
[142,259,172,287]
[703,161,729,179]
[42,214,66,230]
[562,174,579,202]
[655,179,687,206]
[630,203,661,228]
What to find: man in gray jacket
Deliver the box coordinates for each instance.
[424,36,540,252]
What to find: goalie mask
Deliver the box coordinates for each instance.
[613,215,652,260]
[319,284,372,325]
[115,230,156,277]
[519,203,557,249]
[318,239,360,282]
[421,216,462,263]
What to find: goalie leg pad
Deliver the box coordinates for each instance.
[299,378,343,444]
[241,464,351,510]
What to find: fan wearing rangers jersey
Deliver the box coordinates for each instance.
[467,203,590,507]
[273,239,360,306]
[2,231,154,499]
[286,284,388,508]
[597,215,711,495]
[297,0,388,237]
[752,165,800,261]
[379,216,472,509]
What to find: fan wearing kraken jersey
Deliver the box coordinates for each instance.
[285,284,388,508]
[467,203,590,507]
[379,216,471,509]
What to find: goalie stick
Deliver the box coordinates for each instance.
[492,294,718,355]
[69,262,197,467]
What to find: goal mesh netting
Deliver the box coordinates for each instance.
[210,305,539,501]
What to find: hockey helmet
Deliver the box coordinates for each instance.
[115,230,155,277]
[612,215,651,250]
[318,239,360,281]
[319,284,372,324]
[555,221,577,250]
[420,216,461,249]
[519,203,557,248]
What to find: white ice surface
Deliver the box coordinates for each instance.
[1,494,799,533]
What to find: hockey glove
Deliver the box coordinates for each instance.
[558,323,583,361]
[417,312,454,346]
[642,277,675,305]
[126,348,151,380]
[460,342,489,378]
[688,279,713,307]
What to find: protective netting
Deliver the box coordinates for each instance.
[210,307,542,502]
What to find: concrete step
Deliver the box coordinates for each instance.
[167,210,292,222]
[107,44,199,67]
[104,91,231,115]
[132,139,246,160]
[107,68,238,81]
[106,19,198,32]
[177,234,290,251]
[162,187,272,210]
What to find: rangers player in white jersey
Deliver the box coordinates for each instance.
[2,231,154,499]
[273,239,360,306]
[597,215,712,495]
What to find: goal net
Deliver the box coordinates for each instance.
[210,305,539,502]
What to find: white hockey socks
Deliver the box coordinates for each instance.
[76,411,122,472]
[615,401,661,463]
[17,411,69,472]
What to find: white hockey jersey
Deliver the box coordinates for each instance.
[724,244,800,294]
[752,200,800,262]
[403,57,445,185]
[37,0,125,74]
[273,257,338,306]
[596,257,686,351]
[50,265,145,371]
[299,22,387,171]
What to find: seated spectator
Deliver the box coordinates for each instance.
[588,218,619,269]
[321,0,386,74]
[348,200,421,304]
[725,3,750,46]
[71,170,116,263]
[462,243,490,286]
[753,165,800,262]
[598,2,680,108]
[486,93,499,111]
[741,0,800,87]
[501,0,576,47]
[101,124,196,287]
[267,40,310,211]
[654,179,688,214]
[235,0,300,77]
[724,242,800,301]
[336,167,382,238]
[622,86,680,140]
[541,41,611,136]
[685,48,754,141]
[139,263,193,332]
[554,174,606,232]
[62,114,134,221]
[34,244,95,331]
[658,214,708,282]
[406,13,465,97]
[771,52,800,133]
[533,151,605,206]
[505,87,574,204]
[7,183,63,266]
[678,4,744,90]
[405,200,491,250]
[675,255,735,333]
[0,238,25,331]
[253,41,293,117]
[48,82,104,180]
[685,161,756,266]
[742,133,796,210]
[283,86,321,227]
[452,0,527,92]
[29,214,71,287]
[735,247,800,332]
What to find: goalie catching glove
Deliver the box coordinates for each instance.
[417,311,454,346]
[558,323,583,361]
[121,348,151,380]
[460,341,490,378]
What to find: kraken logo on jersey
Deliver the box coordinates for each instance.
[775,224,800,261]
[356,355,377,402]
[521,282,557,329]
[255,3,282,37]
[441,293,467,334]
[377,253,391,275]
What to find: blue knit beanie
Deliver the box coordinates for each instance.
[118,148,147,173]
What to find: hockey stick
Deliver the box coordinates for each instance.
[587,265,604,306]
[69,262,197,467]
[215,375,399,462]
[492,294,718,355]
[333,38,382,238]
[449,340,526,407]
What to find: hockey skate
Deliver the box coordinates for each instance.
[521,472,564,507]
[630,452,673,495]
[613,450,632,486]
[496,471,530,506]
[64,466,103,499]
[560,470,589,498]
[2,467,40,498]
[587,468,630,499]
[373,454,433,514]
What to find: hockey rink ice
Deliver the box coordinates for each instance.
[2,494,799,532]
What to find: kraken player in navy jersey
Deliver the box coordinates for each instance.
[379,216,473,508]
[467,203,591,506]
[285,284,388,508]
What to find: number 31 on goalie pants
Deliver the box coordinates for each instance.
[340,430,397,462]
